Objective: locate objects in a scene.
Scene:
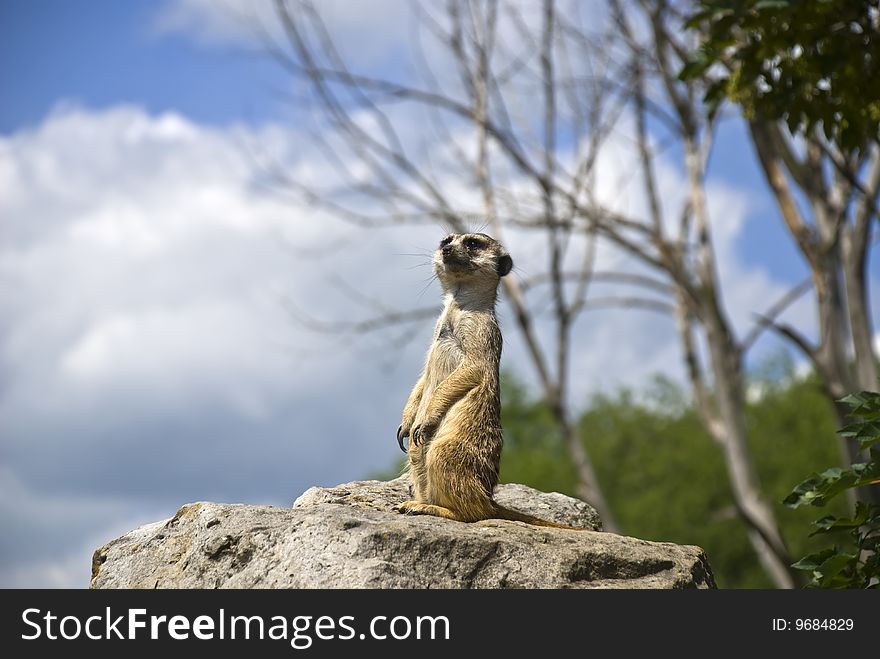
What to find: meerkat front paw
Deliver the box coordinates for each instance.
[410,421,437,447]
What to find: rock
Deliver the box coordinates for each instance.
[292,476,604,530]
[90,477,715,589]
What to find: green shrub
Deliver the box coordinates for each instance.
[784,391,880,588]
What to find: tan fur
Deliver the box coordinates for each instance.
[395,233,580,530]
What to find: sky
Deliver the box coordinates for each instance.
[1,0,877,588]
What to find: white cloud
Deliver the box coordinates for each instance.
[153,0,266,46]
[153,0,409,68]
[0,104,414,585]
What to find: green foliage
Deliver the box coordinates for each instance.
[838,391,880,452]
[498,374,578,494]
[784,390,880,588]
[499,368,846,588]
[682,0,880,150]
[785,463,879,508]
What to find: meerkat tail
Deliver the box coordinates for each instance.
[490,503,585,530]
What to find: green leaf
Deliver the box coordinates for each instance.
[863,548,880,577]
[792,548,836,572]
[839,392,870,407]
[840,391,880,417]
[837,422,869,438]
[815,551,858,588]
[860,433,880,452]
[860,436,880,451]
[679,58,712,81]
[794,548,858,588]
[860,535,880,552]
[809,502,876,536]
[838,422,880,451]
[784,462,880,508]
[684,11,715,30]
[703,82,730,120]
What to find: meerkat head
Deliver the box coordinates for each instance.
[433,232,513,292]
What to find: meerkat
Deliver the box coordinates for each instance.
[395,232,581,530]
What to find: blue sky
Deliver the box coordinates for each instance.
[1,0,876,588]
[1,0,277,130]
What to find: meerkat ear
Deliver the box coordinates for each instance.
[497,254,513,277]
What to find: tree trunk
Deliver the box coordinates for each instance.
[703,313,798,588]
[843,231,879,393]
[748,118,878,495]
[557,408,619,533]
[681,128,796,587]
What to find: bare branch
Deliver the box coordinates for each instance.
[748,118,818,263]
[567,230,599,319]
[282,296,439,335]
[273,1,465,227]
[762,123,818,196]
[742,276,813,352]
[580,296,675,315]
[520,270,673,296]
[633,53,665,235]
[674,298,724,441]
[752,314,818,365]
[816,138,879,221]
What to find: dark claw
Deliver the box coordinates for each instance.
[396,425,408,453]
[411,425,422,447]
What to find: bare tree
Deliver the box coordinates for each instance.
[597,0,796,587]
[252,0,848,587]
[672,1,880,503]
[261,0,631,531]
[748,118,879,472]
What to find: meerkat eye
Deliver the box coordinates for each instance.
[440,235,454,247]
[464,237,484,249]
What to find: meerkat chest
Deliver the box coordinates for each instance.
[426,313,465,384]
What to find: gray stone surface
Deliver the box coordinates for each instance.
[91,477,715,589]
